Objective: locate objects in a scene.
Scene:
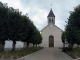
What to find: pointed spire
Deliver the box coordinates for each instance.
[47,8,55,17]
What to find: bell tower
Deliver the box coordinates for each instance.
[47,8,55,25]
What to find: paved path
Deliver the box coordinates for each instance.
[17,48,72,60]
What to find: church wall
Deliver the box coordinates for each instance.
[40,24,63,47]
[41,30,49,47]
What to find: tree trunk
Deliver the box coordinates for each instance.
[63,43,65,47]
[12,41,16,51]
[33,43,35,48]
[3,44,5,51]
[0,41,5,51]
[38,44,39,47]
[69,43,73,48]
[26,42,29,48]
[2,41,5,51]
[77,44,79,47]
[36,44,37,47]
[23,42,27,48]
[0,44,3,52]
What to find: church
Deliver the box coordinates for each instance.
[40,8,63,47]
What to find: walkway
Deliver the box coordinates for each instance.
[17,48,72,60]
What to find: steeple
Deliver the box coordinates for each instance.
[47,8,55,17]
[47,8,55,25]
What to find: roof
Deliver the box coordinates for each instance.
[41,24,63,32]
[47,9,55,17]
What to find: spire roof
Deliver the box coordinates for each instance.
[47,9,55,17]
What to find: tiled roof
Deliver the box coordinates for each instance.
[47,9,55,17]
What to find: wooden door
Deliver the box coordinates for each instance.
[49,35,54,47]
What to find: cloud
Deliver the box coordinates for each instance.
[1,0,80,31]
[1,0,80,48]
[25,7,48,30]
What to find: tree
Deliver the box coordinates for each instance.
[65,5,80,47]
[32,29,42,47]
[61,31,66,47]
[0,2,8,51]
[8,7,24,51]
[20,15,31,48]
[0,1,42,51]
[36,30,42,47]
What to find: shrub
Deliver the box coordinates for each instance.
[62,47,72,52]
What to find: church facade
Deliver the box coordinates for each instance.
[40,9,63,47]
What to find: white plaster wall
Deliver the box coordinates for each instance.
[40,24,63,47]
[5,41,23,48]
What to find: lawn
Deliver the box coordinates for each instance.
[0,46,43,59]
[62,47,80,59]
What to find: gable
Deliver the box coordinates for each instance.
[41,24,63,32]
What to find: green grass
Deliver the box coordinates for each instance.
[62,47,80,59]
[0,46,43,59]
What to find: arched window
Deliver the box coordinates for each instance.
[49,18,51,23]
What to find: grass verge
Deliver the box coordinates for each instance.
[0,46,43,59]
[62,47,80,59]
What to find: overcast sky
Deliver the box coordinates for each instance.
[0,0,80,31]
[0,0,80,48]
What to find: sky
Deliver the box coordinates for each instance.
[0,0,80,47]
[0,0,80,31]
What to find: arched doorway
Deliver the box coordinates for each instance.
[49,35,54,47]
